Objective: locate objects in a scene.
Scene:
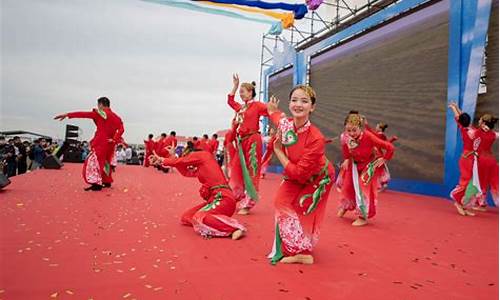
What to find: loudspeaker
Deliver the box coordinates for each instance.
[0,173,11,189]
[66,124,79,131]
[65,138,79,147]
[42,155,63,169]
[63,150,83,163]
[65,124,79,140]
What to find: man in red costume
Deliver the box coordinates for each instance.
[143,134,155,167]
[54,97,124,191]
[155,133,169,158]
[199,134,212,152]
[209,134,219,155]
[164,131,178,155]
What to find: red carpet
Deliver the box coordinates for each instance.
[0,163,498,300]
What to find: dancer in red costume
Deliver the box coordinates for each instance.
[337,113,394,226]
[266,86,335,265]
[367,121,398,191]
[260,127,276,179]
[227,74,269,214]
[155,133,169,158]
[448,102,483,216]
[144,134,155,167]
[209,134,219,155]
[223,124,237,179]
[54,97,124,191]
[199,134,212,152]
[151,142,246,239]
[475,113,499,210]
[164,131,178,155]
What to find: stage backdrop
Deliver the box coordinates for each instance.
[475,0,499,158]
[265,0,498,185]
[308,1,450,183]
[267,66,293,165]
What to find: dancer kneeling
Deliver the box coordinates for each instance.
[266,86,335,265]
[151,142,246,239]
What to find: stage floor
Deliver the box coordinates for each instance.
[0,164,498,300]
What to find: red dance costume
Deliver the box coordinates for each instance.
[156,136,177,158]
[227,94,269,210]
[209,138,219,155]
[224,129,237,178]
[450,118,484,207]
[67,108,124,185]
[365,125,397,189]
[198,139,212,152]
[337,130,394,219]
[162,151,246,237]
[477,129,499,206]
[260,135,276,177]
[267,112,335,264]
[143,139,155,167]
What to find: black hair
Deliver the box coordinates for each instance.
[161,133,167,138]
[170,131,176,136]
[458,113,471,127]
[148,134,154,139]
[212,134,218,138]
[482,115,499,130]
[377,122,388,132]
[203,134,209,139]
[97,97,110,107]
[184,141,201,155]
[193,136,198,141]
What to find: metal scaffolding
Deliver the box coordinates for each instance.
[259,0,399,99]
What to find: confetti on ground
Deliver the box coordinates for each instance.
[1,164,497,300]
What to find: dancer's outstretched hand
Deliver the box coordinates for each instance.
[267,95,279,114]
[53,114,68,121]
[232,73,239,88]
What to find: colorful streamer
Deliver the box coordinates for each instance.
[201,1,294,28]
[193,0,308,19]
[143,0,284,35]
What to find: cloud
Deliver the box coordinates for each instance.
[1,0,268,143]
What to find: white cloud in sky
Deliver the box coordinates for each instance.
[1,0,268,143]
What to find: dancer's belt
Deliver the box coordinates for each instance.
[209,184,232,191]
[283,159,330,184]
[463,151,478,158]
[237,131,260,141]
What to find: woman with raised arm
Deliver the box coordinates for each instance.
[266,85,335,265]
[227,74,269,214]
[448,102,482,215]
